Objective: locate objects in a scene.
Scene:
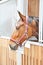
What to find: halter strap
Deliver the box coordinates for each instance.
[10,16,28,45]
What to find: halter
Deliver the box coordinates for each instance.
[10,16,29,45]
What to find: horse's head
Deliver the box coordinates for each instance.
[9,11,39,50]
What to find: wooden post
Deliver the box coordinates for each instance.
[28,0,39,17]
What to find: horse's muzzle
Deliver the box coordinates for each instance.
[9,43,18,50]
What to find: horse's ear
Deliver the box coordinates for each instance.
[17,11,26,22]
[31,20,36,27]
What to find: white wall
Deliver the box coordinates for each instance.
[40,0,43,40]
[0,0,26,37]
[0,0,17,37]
[17,0,26,20]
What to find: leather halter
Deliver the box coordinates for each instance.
[10,16,28,45]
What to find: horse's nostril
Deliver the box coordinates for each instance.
[9,44,18,50]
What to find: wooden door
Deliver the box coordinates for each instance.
[28,0,39,17]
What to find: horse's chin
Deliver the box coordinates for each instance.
[9,43,18,50]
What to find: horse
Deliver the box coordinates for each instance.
[9,11,39,50]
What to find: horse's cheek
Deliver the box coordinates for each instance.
[11,31,19,39]
[28,27,32,37]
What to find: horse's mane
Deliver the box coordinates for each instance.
[28,16,39,27]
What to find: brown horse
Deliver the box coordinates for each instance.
[9,11,39,50]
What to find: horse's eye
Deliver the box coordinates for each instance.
[16,24,19,30]
[16,26,19,30]
[16,21,24,30]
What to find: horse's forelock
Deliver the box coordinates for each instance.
[27,16,33,23]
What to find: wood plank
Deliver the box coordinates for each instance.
[27,48,30,65]
[41,47,43,65]
[30,44,35,65]
[24,47,28,65]
[28,0,39,17]
[22,54,24,65]
[38,46,41,65]
[34,45,38,65]
[0,45,2,65]
[0,38,17,65]
[9,50,17,65]
[23,47,30,65]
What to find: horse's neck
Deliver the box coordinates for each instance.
[34,32,38,39]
